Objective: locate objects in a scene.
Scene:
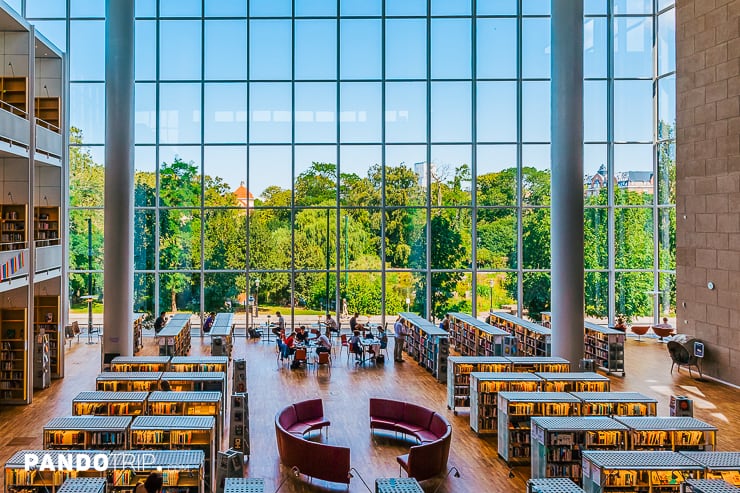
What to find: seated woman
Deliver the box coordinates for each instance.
[279,329,296,359]
[316,332,332,355]
[349,330,363,360]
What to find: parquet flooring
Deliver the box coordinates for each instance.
[0,332,738,492]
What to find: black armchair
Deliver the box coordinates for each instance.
[667,340,703,378]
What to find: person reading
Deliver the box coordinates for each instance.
[153,311,167,334]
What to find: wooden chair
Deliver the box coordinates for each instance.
[314,351,331,374]
[339,334,349,361]
[293,348,308,369]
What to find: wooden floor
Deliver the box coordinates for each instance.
[0,332,738,492]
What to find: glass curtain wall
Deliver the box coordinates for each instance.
[21,0,675,325]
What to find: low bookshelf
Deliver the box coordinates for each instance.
[680,480,739,493]
[530,416,629,485]
[584,322,625,376]
[34,295,62,378]
[614,417,718,452]
[527,478,585,493]
[72,391,148,416]
[148,390,223,439]
[108,450,205,493]
[535,372,611,393]
[42,416,132,450]
[488,311,552,356]
[4,450,108,493]
[57,478,106,493]
[169,356,228,373]
[506,356,571,373]
[398,312,449,384]
[158,314,191,357]
[109,356,171,373]
[0,307,28,403]
[447,312,514,356]
[34,206,60,247]
[446,356,510,414]
[130,416,216,490]
[469,371,542,435]
[680,452,740,486]
[159,372,226,411]
[497,392,581,465]
[95,372,162,392]
[581,451,705,493]
[570,392,658,417]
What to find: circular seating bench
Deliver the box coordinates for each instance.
[369,398,452,482]
[274,399,350,485]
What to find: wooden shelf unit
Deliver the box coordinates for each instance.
[680,452,740,487]
[95,372,162,392]
[158,314,191,356]
[209,316,234,358]
[447,312,514,357]
[615,417,718,452]
[35,97,61,132]
[42,416,132,450]
[4,450,109,493]
[169,356,228,373]
[109,356,171,373]
[72,391,148,416]
[132,313,146,354]
[680,480,739,493]
[1,204,28,251]
[446,356,510,413]
[581,451,705,493]
[34,295,62,379]
[130,416,216,489]
[528,478,586,493]
[1,308,28,403]
[0,77,28,117]
[160,371,226,412]
[469,372,542,435]
[34,207,60,247]
[584,322,626,376]
[398,312,449,383]
[531,417,629,484]
[507,356,571,373]
[488,312,552,356]
[108,450,205,493]
[535,372,612,393]
[497,392,581,465]
[571,392,658,417]
[148,390,223,440]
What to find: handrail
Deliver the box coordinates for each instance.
[35,117,60,133]
[0,100,28,118]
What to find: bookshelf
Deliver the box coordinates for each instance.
[130,416,216,490]
[4,450,109,493]
[398,313,449,383]
[148,390,223,440]
[1,307,28,403]
[160,372,226,412]
[680,480,739,493]
[507,356,571,373]
[35,97,61,132]
[209,324,233,358]
[469,372,542,435]
[33,331,50,389]
[95,372,162,392]
[109,356,171,373]
[57,478,106,493]
[223,478,265,493]
[541,312,552,328]
[0,77,28,117]
[447,312,514,357]
[528,478,586,493]
[42,416,132,450]
[581,451,705,493]
[132,314,146,354]
[680,453,740,486]
[446,356,510,414]
[535,372,611,393]
[488,312,552,356]
[584,322,625,376]
[72,391,148,416]
[34,207,60,247]
[34,295,62,378]
[571,392,658,417]
[531,417,629,484]
[1,204,27,251]
[497,392,581,465]
[158,314,191,356]
[108,450,205,493]
[169,356,228,373]
[615,417,718,452]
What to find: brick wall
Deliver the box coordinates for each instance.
[676,0,740,385]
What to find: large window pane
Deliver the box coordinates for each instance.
[432,0,471,15]
[477,19,517,79]
[70,145,105,207]
[250,20,292,80]
[476,272,517,314]
[658,208,675,271]
[28,0,66,17]
[70,21,104,81]
[432,272,472,319]
[658,75,676,139]
[614,143,653,205]
[658,9,676,75]
[341,0,382,16]
[657,141,675,205]
[432,19,471,79]
[431,145,472,206]
[522,18,550,79]
[250,146,292,203]
[614,17,652,78]
[615,207,654,269]
[159,273,200,314]
[340,272,384,317]
[339,209,382,270]
[250,0,291,17]
[160,0,200,17]
[385,208,426,269]
[386,19,427,79]
[204,146,247,207]
[135,83,156,144]
[584,81,607,142]
[69,209,104,270]
[386,82,427,143]
[386,0,427,16]
[340,20,382,80]
[135,20,156,80]
[385,146,427,206]
[249,209,292,270]
[135,146,156,207]
[204,210,246,270]
[159,209,201,270]
[205,20,247,81]
[615,272,653,320]
[614,0,652,14]
[522,208,550,269]
[159,20,201,80]
[134,210,155,270]
[295,20,337,80]
[477,0,517,15]
[70,83,105,144]
[294,208,337,270]
[295,83,337,144]
[204,273,245,313]
[159,83,201,144]
[477,209,517,269]
[477,145,517,206]
[134,273,155,316]
[340,145,382,207]
[584,144,608,201]
[296,0,336,16]
[159,150,202,207]
[522,144,551,205]
[431,82,471,143]
[522,81,550,142]
[615,80,653,142]
[249,83,292,144]
[585,271,609,319]
[340,83,382,143]
[585,208,608,270]
[523,272,551,321]
[584,17,607,78]
[477,82,517,142]
[204,83,247,143]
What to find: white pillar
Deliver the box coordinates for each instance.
[103,0,135,358]
[550,0,585,366]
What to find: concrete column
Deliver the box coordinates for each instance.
[550,0,585,366]
[103,0,135,358]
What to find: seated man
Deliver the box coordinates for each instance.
[325,314,339,335]
[295,326,309,344]
[316,332,332,355]
[202,312,215,334]
[349,330,363,361]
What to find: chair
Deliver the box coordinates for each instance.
[379,335,389,359]
[667,341,702,378]
[652,325,676,341]
[314,351,331,374]
[276,341,290,368]
[293,348,308,369]
[339,334,349,361]
[630,324,650,342]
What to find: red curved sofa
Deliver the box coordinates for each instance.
[275,399,350,485]
[369,398,452,482]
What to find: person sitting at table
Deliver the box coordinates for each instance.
[279,329,296,359]
[295,326,309,344]
[364,331,380,360]
[349,330,363,361]
[325,314,339,336]
[316,332,332,355]
[349,312,364,334]
[202,311,215,335]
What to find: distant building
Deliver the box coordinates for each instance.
[413,161,436,189]
[234,181,255,209]
[584,164,654,197]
